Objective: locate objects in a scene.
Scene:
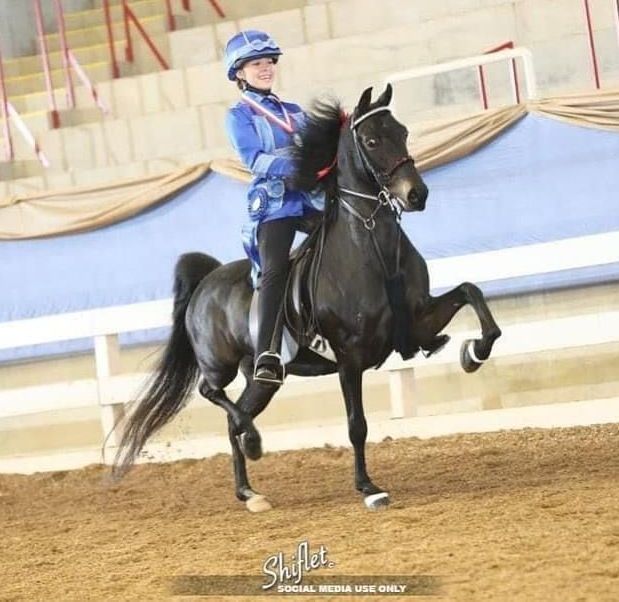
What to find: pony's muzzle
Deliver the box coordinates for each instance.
[407,182,428,211]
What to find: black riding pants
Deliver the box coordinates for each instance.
[256,217,298,359]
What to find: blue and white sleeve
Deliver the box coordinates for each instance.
[225,109,295,178]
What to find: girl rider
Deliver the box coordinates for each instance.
[224,30,324,384]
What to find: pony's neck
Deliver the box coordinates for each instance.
[333,174,401,278]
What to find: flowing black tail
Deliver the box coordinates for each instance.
[112,252,221,478]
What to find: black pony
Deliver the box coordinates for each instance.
[113,85,501,512]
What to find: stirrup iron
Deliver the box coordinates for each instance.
[308,335,337,362]
[254,351,285,385]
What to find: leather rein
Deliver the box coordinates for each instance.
[339,106,412,277]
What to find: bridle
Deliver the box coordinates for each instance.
[338,105,415,279]
[339,106,414,226]
[306,104,415,344]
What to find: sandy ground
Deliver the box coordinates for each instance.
[0,423,617,601]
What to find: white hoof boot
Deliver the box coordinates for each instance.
[246,494,273,513]
[364,492,390,510]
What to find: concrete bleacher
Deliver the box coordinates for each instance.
[1,0,618,198]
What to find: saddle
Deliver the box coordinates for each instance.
[248,218,336,365]
[248,217,449,367]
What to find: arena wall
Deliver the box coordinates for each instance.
[2,282,618,467]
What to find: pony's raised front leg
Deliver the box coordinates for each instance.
[416,282,501,373]
[338,362,389,510]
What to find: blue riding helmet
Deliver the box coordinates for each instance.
[224,30,282,81]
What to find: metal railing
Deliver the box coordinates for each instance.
[53,0,76,108]
[478,41,521,109]
[582,0,619,89]
[1,36,50,167]
[6,102,51,167]
[117,0,170,71]
[181,0,226,19]
[33,0,61,128]
[0,45,14,162]
[385,46,537,117]
[583,0,601,89]
[34,0,109,126]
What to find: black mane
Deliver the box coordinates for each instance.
[291,98,344,199]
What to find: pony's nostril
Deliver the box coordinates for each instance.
[420,184,429,203]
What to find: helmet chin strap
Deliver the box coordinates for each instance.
[242,81,272,95]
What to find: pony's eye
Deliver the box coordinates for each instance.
[365,138,378,149]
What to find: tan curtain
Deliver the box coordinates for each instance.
[529,89,619,131]
[1,88,618,240]
[412,105,527,171]
[0,164,210,240]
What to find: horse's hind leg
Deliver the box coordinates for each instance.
[233,359,281,461]
[226,357,279,512]
[198,363,264,458]
[416,282,501,372]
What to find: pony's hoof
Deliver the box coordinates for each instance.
[246,494,272,513]
[460,339,484,373]
[239,431,263,461]
[364,492,390,510]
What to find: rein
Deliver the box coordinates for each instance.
[306,103,412,350]
[339,187,403,278]
[337,106,408,278]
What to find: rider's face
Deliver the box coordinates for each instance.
[237,57,276,91]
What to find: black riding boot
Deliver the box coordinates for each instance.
[255,218,297,384]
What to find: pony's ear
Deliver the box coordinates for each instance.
[357,87,373,114]
[375,83,393,107]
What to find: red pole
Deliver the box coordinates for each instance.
[207,0,226,19]
[102,0,120,78]
[125,5,170,69]
[477,65,489,110]
[53,0,76,109]
[33,0,61,128]
[0,46,14,161]
[164,0,176,31]
[511,58,521,104]
[583,0,601,89]
[480,41,520,107]
[123,0,134,63]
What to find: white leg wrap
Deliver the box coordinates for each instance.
[467,339,486,364]
[364,492,390,508]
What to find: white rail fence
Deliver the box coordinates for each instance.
[384,46,538,114]
[1,230,619,456]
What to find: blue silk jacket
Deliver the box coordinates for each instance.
[225,89,324,284]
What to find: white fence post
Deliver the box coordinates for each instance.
[94,334,124,448]
[389,367,417,419]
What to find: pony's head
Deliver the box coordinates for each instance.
[292,85,428,212]
[345,84,428,212]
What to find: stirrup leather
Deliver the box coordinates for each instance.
[254,351,285,384]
